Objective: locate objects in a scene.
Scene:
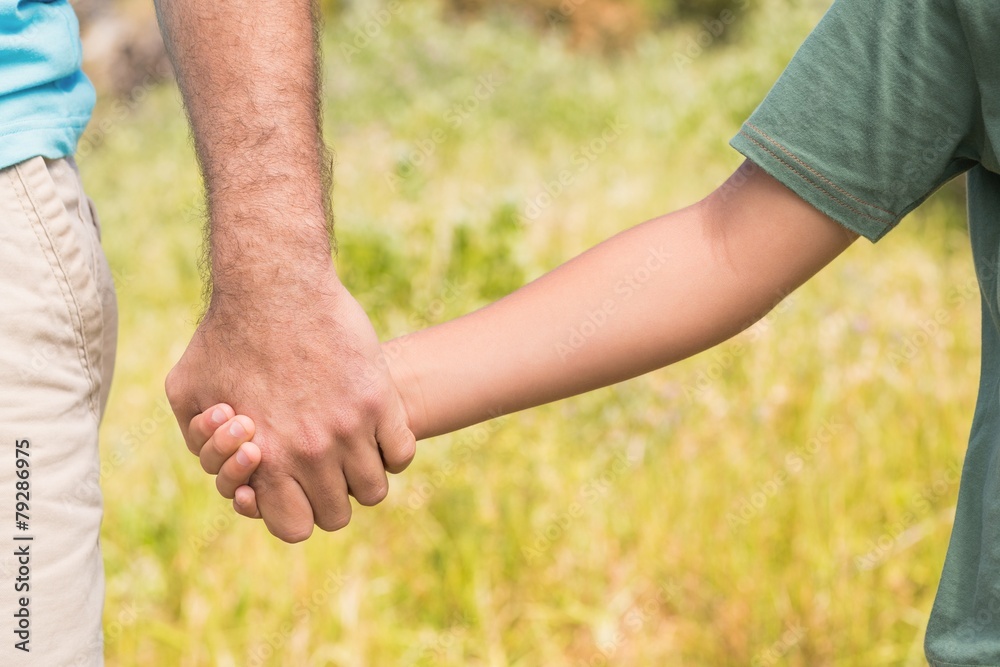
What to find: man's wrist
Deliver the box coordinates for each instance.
[213,261,339,299]
[207,207,336,294]
[207,246,341,314]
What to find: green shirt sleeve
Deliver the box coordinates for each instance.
[730,0,982,242]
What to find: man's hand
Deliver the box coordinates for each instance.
[153,0,417,541]
[166,266,416,542]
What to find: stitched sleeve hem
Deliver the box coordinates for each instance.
[729,123,901,243]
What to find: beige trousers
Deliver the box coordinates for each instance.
[0,156,117,665]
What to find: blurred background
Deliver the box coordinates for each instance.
[77,0,976,664]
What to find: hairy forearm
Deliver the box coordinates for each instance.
[154,0,334,299]
[387,165,856,439]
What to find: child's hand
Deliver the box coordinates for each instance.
[185,403,263,518]
[184,388,421,521]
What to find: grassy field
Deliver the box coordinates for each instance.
[80,0,979,664]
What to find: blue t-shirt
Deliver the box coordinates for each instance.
[0,0,94,170]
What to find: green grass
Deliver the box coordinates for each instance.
[81,0,976,664]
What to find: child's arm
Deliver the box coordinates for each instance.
[385,161,858,440]
[201,160,857,516]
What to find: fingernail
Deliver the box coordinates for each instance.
[211,408,226,425]
[229,419,246,438]
[236,447,250,467]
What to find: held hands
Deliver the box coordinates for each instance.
[183,405,263,517]
[166,270,416,542]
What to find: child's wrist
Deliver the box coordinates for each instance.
[382,337,429,441]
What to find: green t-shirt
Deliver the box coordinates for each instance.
[729,0,999,664]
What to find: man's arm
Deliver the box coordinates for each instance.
[156,0,415,542]
[154,0,332,266]
[387,162,858,439]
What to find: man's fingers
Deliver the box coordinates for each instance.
[297,458,353,533]
[254,471,317,543]
[376,415,417,475]
[200,416,256,474]
[216,442,262,499]
[345,440,389,506]
[186,403,236,455]
[233,485,262,519]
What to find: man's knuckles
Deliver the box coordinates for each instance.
[164,366,183,404]
[315,511,351,533]
[353,479,388,507]
[272,522,315,543]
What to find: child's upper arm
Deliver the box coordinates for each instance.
[695,160,858,314]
